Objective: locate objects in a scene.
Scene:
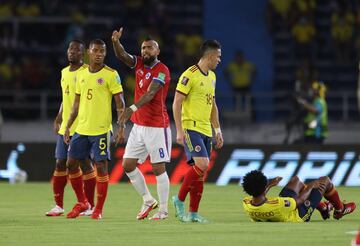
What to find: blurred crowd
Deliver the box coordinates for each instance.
[0,0,204,102]
[267,0,360,64]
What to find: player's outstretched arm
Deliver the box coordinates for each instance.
[63,94,80,144]
[210,98,223,149]
[111,27,135,68]
[173,92,186,145]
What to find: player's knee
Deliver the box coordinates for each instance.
[80,160,94,174]
[291,176,300,182]
[66,158,79,171]
[152,163,166,176]
[95,161,108,175]
[56,159,67,171]
[194,159,209,172]
[122,159,136,173]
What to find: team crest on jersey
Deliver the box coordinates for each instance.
[284,200,290,207]
[195,145,201,152]
[97,78,104,85]
[181,76,189,85]
[145,72,151,80]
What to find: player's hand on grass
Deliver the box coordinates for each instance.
[176,130,185,146]
[63,128,70,144]
[215,132,223,149]
[112,27,123,42]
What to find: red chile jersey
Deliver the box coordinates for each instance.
[130,56,171,127]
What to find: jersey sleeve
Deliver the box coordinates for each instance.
[109,71,123,94]
[279,197,297,211]
[131,56,140,70]
[152,66,169,86]
[176,70,193,95]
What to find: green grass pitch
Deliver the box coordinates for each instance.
[0,183,358,246]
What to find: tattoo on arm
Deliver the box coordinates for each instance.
[134,81,162,108]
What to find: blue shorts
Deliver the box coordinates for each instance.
[55,134,68,160]
[279,187,322,222]
[183,129,212,164]
[68,132,111,162]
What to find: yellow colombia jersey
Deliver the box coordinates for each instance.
[58,64,88,136]
[242,196,303,222]
[75,65,123,136]
[176,65,216,137]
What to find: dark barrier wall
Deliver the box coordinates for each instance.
[1,143,360,186]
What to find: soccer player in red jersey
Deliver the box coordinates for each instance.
[112,27,171,220]
[46,40,96,217]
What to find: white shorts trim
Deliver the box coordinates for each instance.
[123,124,172,164]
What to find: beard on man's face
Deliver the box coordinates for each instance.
[142,55,156,66]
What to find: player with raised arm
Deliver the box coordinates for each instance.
[242,170,356,222]
[172,40,224,223]
[64,39,125,220]
[112,27,171,220]
[46,40,96,217]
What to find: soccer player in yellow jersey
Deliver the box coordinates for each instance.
[242,170,356,222]
[172,40,224,223]
[46,40,96,217]
[64,39,125,220]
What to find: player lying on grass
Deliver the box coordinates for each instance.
[242,170,356,222]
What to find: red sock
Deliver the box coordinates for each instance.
[324,185,343,211]
[52,170,67,208]
[178,166,203,201]
[316,201,326,211]
[95,174,109,211]
[356,229,360,244]
[69,169,86,204]
[189,178,204,212]
[83,171,96,208]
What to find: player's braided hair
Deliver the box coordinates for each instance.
[242,170,267,197]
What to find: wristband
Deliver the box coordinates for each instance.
[214,128,222,134]
[129,104,138,112]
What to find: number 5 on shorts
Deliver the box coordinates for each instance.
[99,138,107,150]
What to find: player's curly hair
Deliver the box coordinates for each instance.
[242,170,268,197]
